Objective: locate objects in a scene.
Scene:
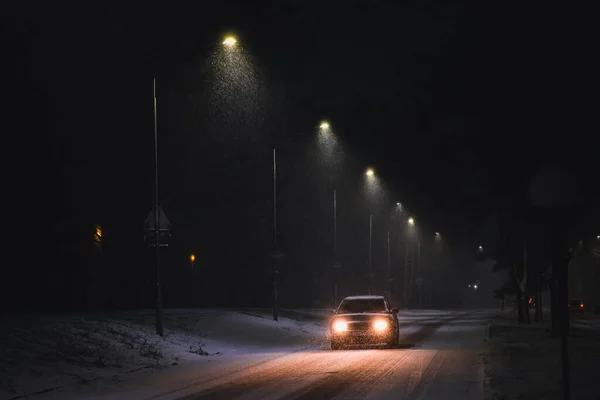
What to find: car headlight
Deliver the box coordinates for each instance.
[333,320,348,332]
[373,319,388,332]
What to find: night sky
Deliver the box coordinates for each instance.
[3,2,595,311]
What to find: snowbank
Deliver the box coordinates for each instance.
[484,313,600,400]
[0,309,326,400]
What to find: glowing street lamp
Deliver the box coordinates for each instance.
[478,245,483,251]
[223,36,237,47]
[408,217,415,226]
[366,168,375,177]
[319,121,330,130]
[190,253,195,268]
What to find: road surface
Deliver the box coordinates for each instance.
[157,310,488,400]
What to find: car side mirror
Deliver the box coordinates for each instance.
[391,308,399,314]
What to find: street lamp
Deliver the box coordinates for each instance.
[190,253,195,268]
[223,36,237,47]
[317,119,340,306]
[478,245,483,251]
[408,217,415,225]
[363,168,376,294]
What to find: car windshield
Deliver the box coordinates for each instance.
[338,299,387,313]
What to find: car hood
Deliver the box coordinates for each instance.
[333,313,393,321]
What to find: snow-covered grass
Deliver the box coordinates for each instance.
[484,312,600,400]
[0,309,327,400]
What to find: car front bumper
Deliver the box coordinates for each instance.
[331,330,394,345]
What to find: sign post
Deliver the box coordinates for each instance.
[144,206,171,337]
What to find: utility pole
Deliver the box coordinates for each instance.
[333,185,338,307]
[387,228,392,302]
[272,147,278,321]
[153,78,164,337]
[368,213,373,294]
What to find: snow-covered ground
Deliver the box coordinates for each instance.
[0,307,473,400]
[484,312,600,400]
[0,309,327,400]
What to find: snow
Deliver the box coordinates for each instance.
[342,295,385,300]
[0,308,487,400]
[483,312,600,400]
[0,309,327,400]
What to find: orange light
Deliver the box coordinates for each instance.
[580,303,584,308]
[93,225,103,245]
[190,254,195,262]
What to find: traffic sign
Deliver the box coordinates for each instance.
[144,206,172,247]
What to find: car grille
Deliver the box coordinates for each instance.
[348,321,371,331]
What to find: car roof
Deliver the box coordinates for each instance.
[341,295,385,301]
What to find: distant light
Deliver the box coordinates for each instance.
[597,235,600,239]
[366,168,374,177]
[319,121,330,130]
[93,224,103,246]
[408,217,415,225]
[396,202,401,207]
[190,254,195,262]
[223,36,237,47]
[468,284,471,288]
[435,232,440,236]
[478,245,483,250]
[474,284,478,289]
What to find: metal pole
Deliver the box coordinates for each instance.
[418,238,422,309]
[273,148,278,321]
[333,186,337,306]
[273,148,277,250]
[368,213,372,295]
[387,229,391,278]
[404,241,409,309]
[387,228,392,303]
[153,78,163,337]
[333,187,337,259]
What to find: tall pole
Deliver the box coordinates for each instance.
[368,213,372,295]
[403,241,409,309]
[333,187,337,260]
[417,238,422,309]
[387,228,392,302]
[333,186,338,306]
[153,78,164,337]
[272,148,278,321]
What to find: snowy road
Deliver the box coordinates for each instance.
[160,310,488,400]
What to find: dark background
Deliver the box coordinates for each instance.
[2,1,594,312]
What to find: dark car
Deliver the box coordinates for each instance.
[568,298,585,317]
[329,295,399,350]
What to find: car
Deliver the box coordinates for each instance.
[329,295,399,350]
[568,298,585,317]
